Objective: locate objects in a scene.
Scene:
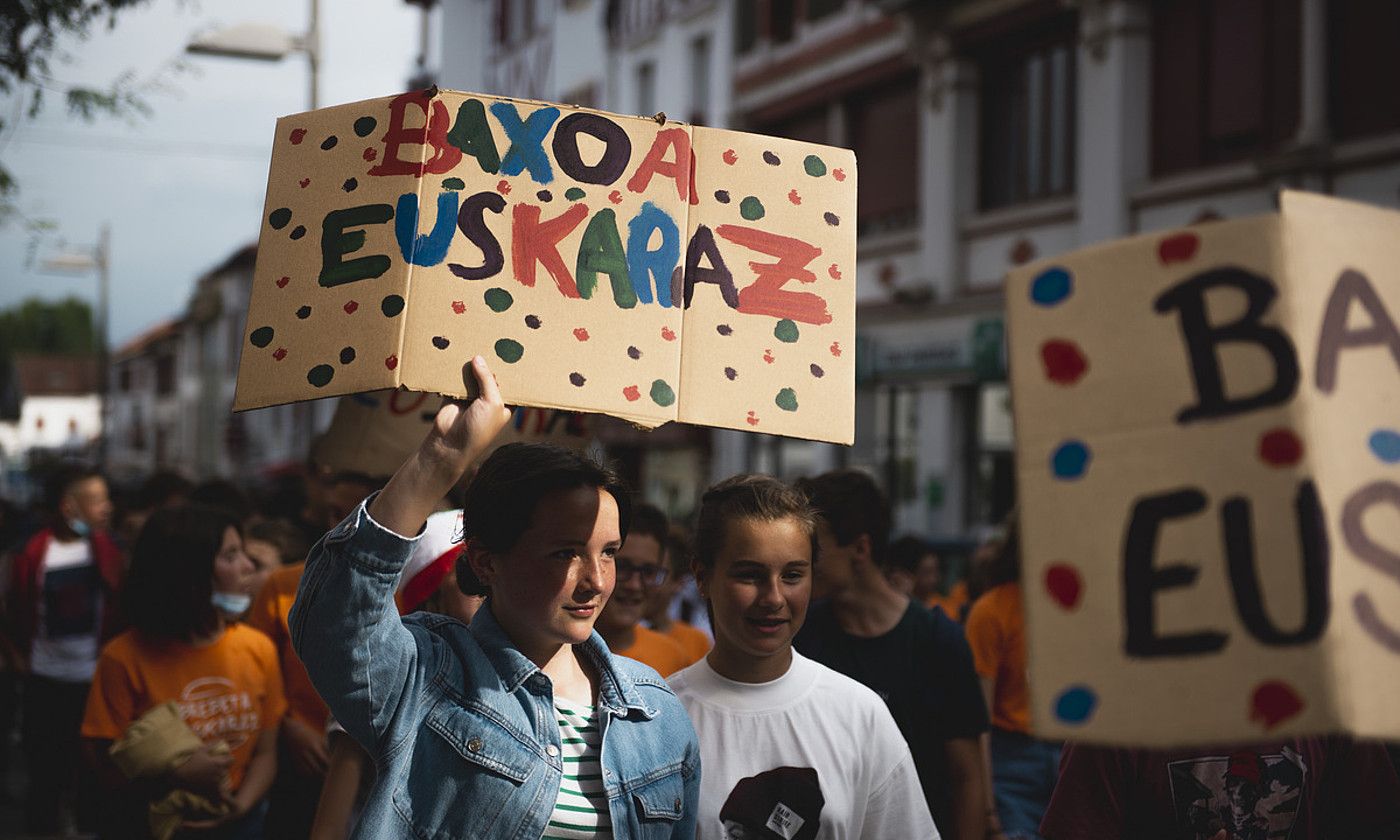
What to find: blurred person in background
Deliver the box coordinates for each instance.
[246,478,381,840]
[596,502,691,677]
[242,519,310,601]
[885,535,946,606]
[643,526,710,666]
[795,470,990,840]
[188,480,253,526]
[114,471,194,552]
[9,464,121,834]
[964,517,1058,840]
[82,504,284,838]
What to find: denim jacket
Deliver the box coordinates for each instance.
[289,498,701,839]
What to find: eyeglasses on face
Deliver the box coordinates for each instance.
[615,561,668,586]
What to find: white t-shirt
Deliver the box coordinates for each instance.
[30,537,102,682]
[668,651,939,840]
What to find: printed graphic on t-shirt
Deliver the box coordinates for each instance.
[1166,747,1306,840]
[177,676,261,751]
[719,766,824,840]
[42,563,100,638]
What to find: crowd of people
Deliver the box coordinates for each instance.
[0,355,1397,839]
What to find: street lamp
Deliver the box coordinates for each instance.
[185,0,320,109]
[40,225,111,467]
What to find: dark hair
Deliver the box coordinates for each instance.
[455,443,631,596]
[694,474,818,573]
[886,535,933,576]
[985,513,1021,589]
[125,504,241,640]
[665,526,694,578]
[136,470,193,510]
[188,479,251,522]
[794,469,891,564]
[44,464,103,515]
[244,518,311,566]
[626,503,670,558]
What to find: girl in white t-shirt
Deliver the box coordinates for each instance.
[667,475,939,840]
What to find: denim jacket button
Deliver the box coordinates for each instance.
[467,737,482,753]
[546,744,559,757]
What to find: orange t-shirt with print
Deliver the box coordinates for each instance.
[246,562,328,733]
[615,625,690,677]
[659,620,710,668]
[964,581,1029,733]
[82,623,287,790]
[926,579,970,622]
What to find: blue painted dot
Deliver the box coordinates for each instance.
[1054,685,1098,724]
[1051,441,1091,479]
[1370,429,1400,463]
[1030,267,1073,306]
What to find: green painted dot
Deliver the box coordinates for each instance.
[443,177,465,190]
[484,288,514,312]
[565,187,586,201]
[307,364,335,388]
[739,196,765,221]
[804,155,827,177]
[249,326,274,348]
[776,388,799,412]
[381,294,405,317]
[353,116,377,137]
[650,379,676,407]
[268,208,292,229]
[494,338,524,363]
[774,319,800,343]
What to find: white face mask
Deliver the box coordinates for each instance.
[210,591,252,616]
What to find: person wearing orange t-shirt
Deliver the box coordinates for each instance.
[597,503,692,677]
[965,520,1060,840]
[82,505,285,838]
[644,528,711,667]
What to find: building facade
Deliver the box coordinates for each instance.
[424,0,1400,543]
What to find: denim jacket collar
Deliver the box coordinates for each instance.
[470,601,658,720]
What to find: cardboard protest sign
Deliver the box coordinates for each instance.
[233,90,856,443]
[1006,191,1400,746]
[310,389,593,479]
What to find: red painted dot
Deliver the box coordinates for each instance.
[275,276,290,288]
[1045,563,1083,610]
[1249,680,1304,730]
[828,264,842,280]
[1259,428,1304,466]
[608,190,623,204]
[299,178,311,189]
[763,349,775,364]
[722,149,737,165]
[385,355,399,370]
[746,411,759,426]
[832,168,846,181]
[451,300,466,314]
[343,300,359,314]
[573,327,590,342]
[289,128,307,144]
[497,180,511,195]
[661,326,677,341]
[830,342,842,357]
[788,189,802,205]
[362,147,377,162]
[272,348,287,361]
[1157,232,1200,265]
[623,385,641,402]
[1041,339,1089,385]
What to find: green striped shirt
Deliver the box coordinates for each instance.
[543,699,612,839]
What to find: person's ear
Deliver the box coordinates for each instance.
[852,533,874,571]
[691,560,710,600]
[465,540,499,587]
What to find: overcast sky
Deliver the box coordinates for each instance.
[0,0,424,347]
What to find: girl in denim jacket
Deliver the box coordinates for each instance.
[290,357,700,839]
